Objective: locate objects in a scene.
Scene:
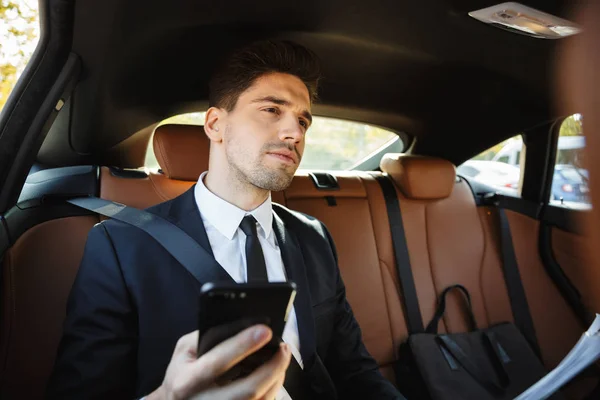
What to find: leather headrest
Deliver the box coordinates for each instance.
[380,154,456,200]
[152,124,210,181]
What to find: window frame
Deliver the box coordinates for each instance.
[545,115,589,209]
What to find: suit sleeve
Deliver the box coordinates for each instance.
[46,223,137,400]
[321,223,406,400]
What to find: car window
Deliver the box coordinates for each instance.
[458,165,479,177]
[549,114,590,209]
[147,112,401,171]
[496,155,510,164]
[457,134,524,197]
[0,0,40,113]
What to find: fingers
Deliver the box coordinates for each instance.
[174,330,200,358]
[259,371,286,400]
[188,324,273,384]
[222,342,292,400]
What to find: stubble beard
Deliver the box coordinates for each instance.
[225,132,297,193]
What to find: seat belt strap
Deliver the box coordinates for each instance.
[497,208,542,358]
[374,175,425,334]
[67,196,214,282]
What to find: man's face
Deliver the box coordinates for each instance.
[220,72,312,192]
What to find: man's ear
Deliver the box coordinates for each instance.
[204,107,225,142]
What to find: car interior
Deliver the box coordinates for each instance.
[0,0,598,398]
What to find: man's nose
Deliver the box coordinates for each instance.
[278,113,304,144]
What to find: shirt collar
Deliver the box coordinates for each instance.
[194,171,273,240]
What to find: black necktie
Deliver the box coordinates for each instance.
[239,215,269,282]
[240,218,311,398]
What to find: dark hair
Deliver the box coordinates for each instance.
[208,40,321,110]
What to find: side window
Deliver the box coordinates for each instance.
[457,134,524,197]
[549,114,589,209]
[496,155,510,164]
[0,1,40,113]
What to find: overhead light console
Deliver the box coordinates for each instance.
[469,2,581,39]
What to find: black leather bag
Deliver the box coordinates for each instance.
[395,285,564,400]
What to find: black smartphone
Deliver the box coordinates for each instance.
[197,281,297,379]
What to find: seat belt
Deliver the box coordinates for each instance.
[66,196,310,399]
[496,208,542,358]
[67,197,215,281]
[374,175,425,334]
[374,176,541,357]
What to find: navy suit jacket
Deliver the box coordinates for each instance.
[46,187,402,399]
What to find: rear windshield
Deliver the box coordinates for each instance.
[147,112,401,171]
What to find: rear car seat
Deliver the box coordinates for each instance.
[284,170,404,382]
[102,124,286,206]
[0,124,285,399]
[380,153,584,354]
[285,153,593,396]
[101,124,207,208]
[375,153,590,396]
[0,123,589,398]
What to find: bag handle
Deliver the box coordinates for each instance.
[482,331,511,388]
[436,335,510,394]
[426,284,478,334]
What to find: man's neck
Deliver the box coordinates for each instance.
[203,171,269,211]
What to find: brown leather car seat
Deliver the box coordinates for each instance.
[100,124,208,207]
[101,123,286,206]
[0,210,101,399]
[0,124,212,399]
[283,170,404,382]
[375,153,588,393]
[0,120,590,400]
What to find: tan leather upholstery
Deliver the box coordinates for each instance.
[284,169,587,384]
[286,172,367,199]
[1,129,592,398]
[153,124,211,181]
[552,227,595,312]
[502,211,594,398]
[5,4,600,397]
[0,217,99,399]
[284,172,398,370]
[504,211,584,367]
[380,154,456,200]
[363,175,512,339]
[100,167,286,210]
[100,167,195,209]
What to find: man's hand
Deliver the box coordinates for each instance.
[146,325,292,400]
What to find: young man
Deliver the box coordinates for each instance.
[47,40,404,400]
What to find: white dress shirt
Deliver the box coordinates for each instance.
[194,172,301,400]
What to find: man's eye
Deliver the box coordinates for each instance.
[264,107,279,114]
[299,119,308,129]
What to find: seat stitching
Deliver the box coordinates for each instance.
[424,202,445,332]
[363,175,397,359]
[476,208,492,328]
[148,174,174,202]
[378,258,404,357]
[155,135,172,178]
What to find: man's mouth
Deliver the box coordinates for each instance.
[267,150,297,165]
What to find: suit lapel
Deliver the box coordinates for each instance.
[164,185,234,284]
[272,211,316,364]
